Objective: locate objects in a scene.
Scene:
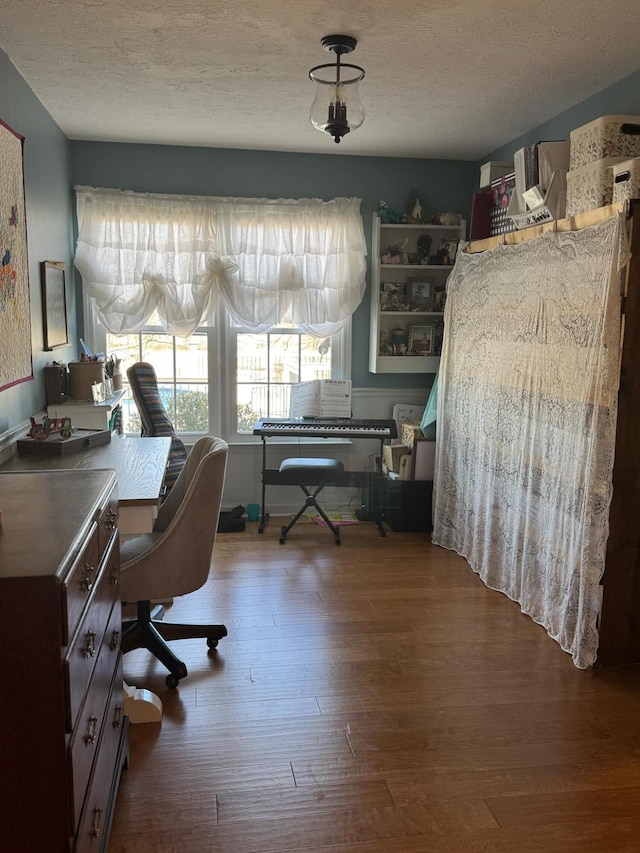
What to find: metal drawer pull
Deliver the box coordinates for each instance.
[89,807,103,839]
[104,508,118,532]
[110,629,120,650]
[79,563,95,592]
[82,630,96,658]
[113,705,123,728]
[84,715,98,746]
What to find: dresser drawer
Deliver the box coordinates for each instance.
[97,492,119,560]
[63,522,100,646]
[65,534,120,731]
[68,600,123,830]
[75,664,128,853]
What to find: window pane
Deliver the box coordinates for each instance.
[105,333,139,377]
[176,334,208,381]
[236,385,267,432]
[238,334,268,383]
[141,334,174,380]
[105,330,210,436]
[175,382,208,432]
[234,330,337,434]
[268,334,300,383]
[300,335,332,381]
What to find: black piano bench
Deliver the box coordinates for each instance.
[278,457,344,545]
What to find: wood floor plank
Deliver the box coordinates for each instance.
[109,525,640,853]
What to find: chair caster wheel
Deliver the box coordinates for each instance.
[165,673,180,689]
[207,637,219,649]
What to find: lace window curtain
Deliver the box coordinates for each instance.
[432,215,626,669]
[74,187,367,337]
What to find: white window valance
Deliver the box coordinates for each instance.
[74,187,367,337]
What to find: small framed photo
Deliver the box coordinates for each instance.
[380,281,408,311]
[41,261,69,350]
[409,324,434,355]
[437,239,459,266]
[407,277,434,312]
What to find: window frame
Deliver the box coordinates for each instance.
[86,304,351,444]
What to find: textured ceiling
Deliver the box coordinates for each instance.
[1,0,639,160]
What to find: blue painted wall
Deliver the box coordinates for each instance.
[70,142,476,388]
[483,70,640,162]
[2,47,640,436]
[0,49,75,434]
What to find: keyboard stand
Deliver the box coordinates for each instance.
[256,433,389,537]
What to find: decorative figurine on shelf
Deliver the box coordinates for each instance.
[417,234,432,264]
[391,325,407,355]
[410,198,422,222]
[432,212,461,226]
[379,200,402,224]
[381,239,409,265]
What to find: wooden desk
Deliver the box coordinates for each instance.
[2,435,171,534]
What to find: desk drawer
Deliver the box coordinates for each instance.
[68,599,123,830]
[65,534,120,731]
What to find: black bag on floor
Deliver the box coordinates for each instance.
[218,505,246,533]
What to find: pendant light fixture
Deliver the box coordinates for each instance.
[309,35,365,144]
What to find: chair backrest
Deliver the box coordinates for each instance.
[126,361,188,491]
[120,436,229,603]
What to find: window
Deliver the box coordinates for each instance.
[233,326,350,435]
[77,188,363,441]
[105,325,211,438]
[99,315,350,441]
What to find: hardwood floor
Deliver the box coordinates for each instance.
[109,521,640,852]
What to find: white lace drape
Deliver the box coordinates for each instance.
[433,215,626,668]
[74,187,367,337]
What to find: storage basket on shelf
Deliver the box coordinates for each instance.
[569,115,640,170]
[612,158,640,206]
[565,156,627,218]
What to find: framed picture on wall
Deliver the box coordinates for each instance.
[41,261,69,350]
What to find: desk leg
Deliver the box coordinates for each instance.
[123,681,163,723]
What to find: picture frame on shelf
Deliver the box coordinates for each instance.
[409,324,434,355]
[380,282,409,311]
[437,238,459,266]
[407,276,434,312]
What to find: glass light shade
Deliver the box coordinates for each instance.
[309,66,365,143]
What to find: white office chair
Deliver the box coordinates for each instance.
[120,436,228,688]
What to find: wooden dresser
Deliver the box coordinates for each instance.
[0,469,129,852]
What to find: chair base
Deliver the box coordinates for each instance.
[122,600,228,688]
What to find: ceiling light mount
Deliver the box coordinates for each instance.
[309,34,365,144]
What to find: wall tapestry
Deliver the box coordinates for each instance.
[0,119,32,391]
